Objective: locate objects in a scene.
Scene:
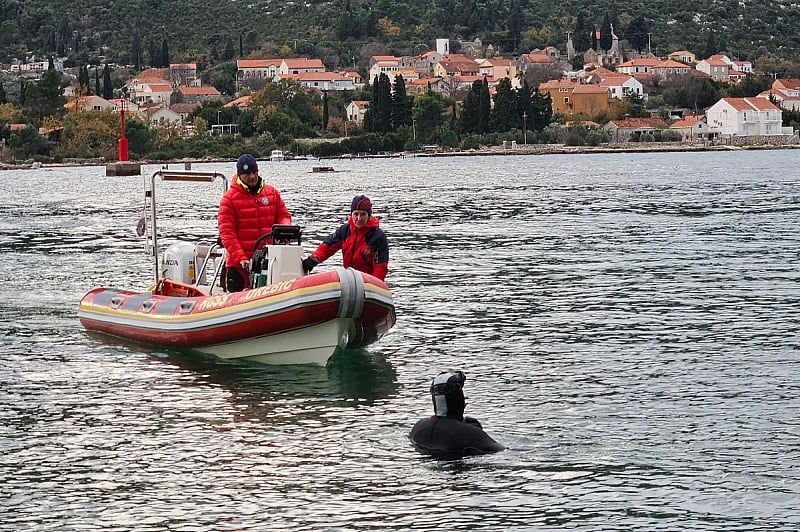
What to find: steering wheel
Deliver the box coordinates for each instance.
[250,232,273,275]
[252,231,273,252]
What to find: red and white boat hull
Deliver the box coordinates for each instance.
[78,268,395,365]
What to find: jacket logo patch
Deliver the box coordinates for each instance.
[261,197,269,205]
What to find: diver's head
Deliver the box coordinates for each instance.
[431,369,466,419]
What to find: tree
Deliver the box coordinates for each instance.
[0,82,6,104]
[573,12,591,54]
[322,90,329,130]
[148,37,159,67]
[131,30,142,71]
[489,78,517,132]
[223,38,235,61]
[25,68,66,122]
[628,15,649,53]
[726,74,771,97]
[506,0,523,53]
[413,92,447,142]
[371,73,392,133]
[478,77,490,133]
[704,31,717,58]
[459,81,481,134]
[102,64,113,99]
[530,88,552,130]
[94,68,101,97]
[391,75,413,128]
[161,39,170,68]
[517,79,532,131]
[599,14,613,52]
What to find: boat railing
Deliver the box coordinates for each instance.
[146,170,229,288]
[194,241,226,293]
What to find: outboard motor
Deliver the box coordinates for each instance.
[160,242,197,284]
[250,225,304,288]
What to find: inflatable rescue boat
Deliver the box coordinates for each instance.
[78,169,396,365]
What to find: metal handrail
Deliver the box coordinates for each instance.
[147,170,228,287]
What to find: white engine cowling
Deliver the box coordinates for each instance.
[160,242,202,284]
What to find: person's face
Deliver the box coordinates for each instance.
[239,170,259,187]
[351,209,370,228]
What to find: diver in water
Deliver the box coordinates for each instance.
[409,369,505,457]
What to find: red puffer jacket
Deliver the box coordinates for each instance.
[311,215,389,280]
[218,176,292,266]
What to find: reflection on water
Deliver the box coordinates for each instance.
[160,347,399,404]
[2,153,800,530]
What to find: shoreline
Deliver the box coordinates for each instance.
[2,142,799,170]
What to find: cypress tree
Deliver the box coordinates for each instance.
[19,79,27,105]
[478,77,490,134]
[376,73,393,133]
[103,64,113,99]
[48,56,54,70]
[517,79,532,130]
[573,13,591,53]
[489,78,517,132]
[148,38,159,67]
[161,39,170,68]
[704,31,717,58]
[95,68,101,96]
[460,81,481,134]
[239,34,244,57]
[599,14,613,52]
[322,90,329,130]
[530,89,553,131]
[131,31,142,71]
[364,75,379,132]
[0,82,6,104]
[391,75,412,128]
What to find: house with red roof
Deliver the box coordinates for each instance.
[237,58,282,82]
[706,97,792,137]
[539,79,610,118]
[603,117,669,142]
[63,95,115,112]
[756,78,800,111]
[279,58,326,75]
[669,114,709,141]
[346,100,370,124]
[177,85,222,104]
[434,55,479,77]
[169,63,198,86]
[224,95,254,109]
[696,55,731,82]
[668,50,697,65]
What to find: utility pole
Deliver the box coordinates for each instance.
[523,111,527,145]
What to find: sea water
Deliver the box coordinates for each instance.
[1,151,799,530]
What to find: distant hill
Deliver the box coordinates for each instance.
[1,0,799,69]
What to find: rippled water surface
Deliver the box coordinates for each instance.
[1,151,799,531]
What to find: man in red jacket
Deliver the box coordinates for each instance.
[218,153,292,291]
[302,195,389,280]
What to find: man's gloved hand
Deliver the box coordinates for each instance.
[302,256,319,273]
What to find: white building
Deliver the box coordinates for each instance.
[706,97,792,137]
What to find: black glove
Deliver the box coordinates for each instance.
[302,256,319,273]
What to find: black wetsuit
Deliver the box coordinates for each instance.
[409,416,505,457]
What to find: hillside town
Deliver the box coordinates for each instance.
[1,30,799,163]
